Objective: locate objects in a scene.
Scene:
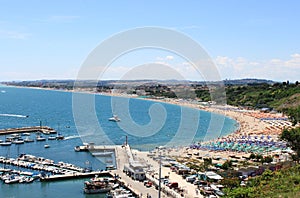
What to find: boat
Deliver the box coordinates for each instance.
[106,187,135,198]
[56,133,64,140]
[36,135,46,141]
[44,144,50,148]
[4,175,20,184]
[74,143,95,152]
[105,165,116,171]
[83,180,113,194]
[109,115,121,122]
[13,139,24,144]
[24,137,34,143]
[48,136,56,140]
[0,141,12,146]
[22,133,31,136]
[19,176,34,183]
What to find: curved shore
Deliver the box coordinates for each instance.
[4,85,291,139]
[141,97,290,139]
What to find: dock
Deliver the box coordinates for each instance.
[0,126,56,135]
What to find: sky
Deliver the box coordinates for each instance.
[0,0,299,82]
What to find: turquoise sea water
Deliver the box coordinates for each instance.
[0,85,238,197]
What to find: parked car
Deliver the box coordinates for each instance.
[168,182,178,189]
[143,180,153,188]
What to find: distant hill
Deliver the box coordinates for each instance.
[2,78,276,87]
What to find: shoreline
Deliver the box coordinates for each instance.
[3,85,291,142]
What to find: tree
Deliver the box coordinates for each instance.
[286,106,300,126]
[222,160,233,170]
[280,127,300,162]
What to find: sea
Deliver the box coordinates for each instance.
[0,85,238,198]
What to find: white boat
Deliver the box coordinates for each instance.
[13,140,24,144]
[0,142,12,146]
[4,175,20,184]
[109,115,121,122]
[36,136,46,141]
[48,136,56,140]
[22,133,31,136]
[24,137,34,143]
[44,144,50,148]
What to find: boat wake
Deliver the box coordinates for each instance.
[64,135,81,140]
[0,114,28,118]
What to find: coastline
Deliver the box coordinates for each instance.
[2,85,291,141]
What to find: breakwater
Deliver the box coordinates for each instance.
[0,126,56,135]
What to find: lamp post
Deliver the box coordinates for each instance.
[156,146,164,198]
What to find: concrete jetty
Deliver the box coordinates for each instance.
[0,126,56,135]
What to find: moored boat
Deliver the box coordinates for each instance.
[36,136,46,141]
[83,180,113,194]
[48,136,56,140]
[0,141,12,146]
[24,137,34,143]
[56,133,64,140]
[4,175,20,184]
[13,139,24,144]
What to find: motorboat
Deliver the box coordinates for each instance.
[4,175,20,184]
[0,141,12,146]
[24,137,34,143]
[48,136,56,140]
[109,115,121,122]
[56,133,64,140]
[13,139,24,144]
[36,136,46,141]
[44,144,50,148]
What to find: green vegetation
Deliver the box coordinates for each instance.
[205,82,300,125]
[280,127,300,162]
[224,82,300,110]
[223,165,300,198]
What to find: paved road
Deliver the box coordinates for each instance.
[134,150,203,198]
[112,145,203,198]
[112,145,161,198]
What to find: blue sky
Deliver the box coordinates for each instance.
[0,0,299,81]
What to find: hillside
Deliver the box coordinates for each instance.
[225,82,300,110]
[223,165,300,198]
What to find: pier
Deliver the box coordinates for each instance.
[0,126,56,135]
